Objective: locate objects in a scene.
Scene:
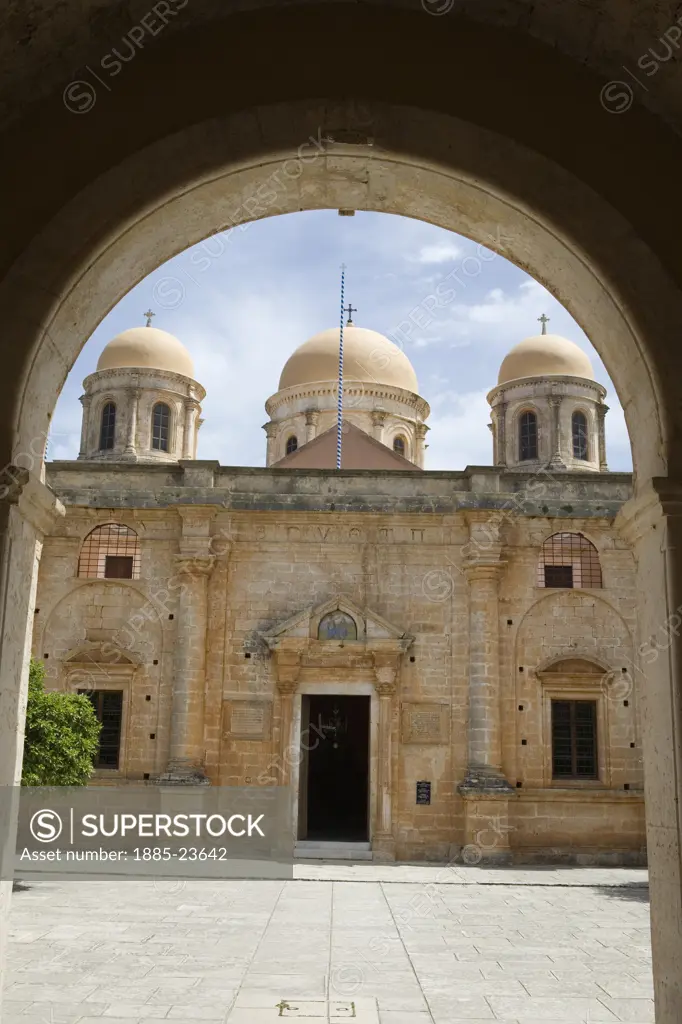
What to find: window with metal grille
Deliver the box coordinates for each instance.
[519,410,538,461]
[551,699,598,779]
[78,524,141,579]
[286,435,298,455]
[78,689,123,769]
[99,402,116,451]
[393,436,406,456]
[538,532,602,588]
[572,411,589,460]
[151,403,170,451]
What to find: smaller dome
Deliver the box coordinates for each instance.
[498,333,594,385]
[96,326,194,378]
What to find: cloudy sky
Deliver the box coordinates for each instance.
[49,210,632,471]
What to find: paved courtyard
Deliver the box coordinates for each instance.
[3,865,653,1023]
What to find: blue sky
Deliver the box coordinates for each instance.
[49,210,632,471]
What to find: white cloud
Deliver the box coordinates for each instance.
[410,241,462,264]
[424,389,492,470]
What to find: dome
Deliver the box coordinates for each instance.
[278,325,419,393]
[96,326,194,378]
[498,333,594,385]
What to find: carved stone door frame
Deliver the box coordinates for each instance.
[290,680,379,847]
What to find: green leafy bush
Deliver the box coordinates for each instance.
[21,659,101,786]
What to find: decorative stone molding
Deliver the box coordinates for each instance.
[1,470,65,536]
[174,554,214,577]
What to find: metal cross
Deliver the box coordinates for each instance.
[143,308,155,327]
[345,303,357,324]
[537,313,550,334]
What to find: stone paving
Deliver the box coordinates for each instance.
[2,866,653,1023]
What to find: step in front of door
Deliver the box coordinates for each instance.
[294,840,373,861]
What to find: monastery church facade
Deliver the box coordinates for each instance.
[32,316,645,863]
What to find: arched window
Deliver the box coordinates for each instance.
[99,402,116,451]
[538,532,602,589]
[393,436,406,456]
[519,410,538,461]
[286,435,298,455]
[572,411,589,460]
[78,524,141,579]
[318,610,358,641]
[151,403,171,452]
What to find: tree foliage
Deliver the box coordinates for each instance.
[21,659,101,786]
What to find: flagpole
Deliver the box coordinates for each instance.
[336,264,346,470]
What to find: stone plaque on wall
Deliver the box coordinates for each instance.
[401,702,449,745]
[224,700,271,740]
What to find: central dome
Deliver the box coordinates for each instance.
[278,325,419,393]
[97,326,195,378]
[498,333,594,385]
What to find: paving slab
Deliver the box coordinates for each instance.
[2,866,653,1024]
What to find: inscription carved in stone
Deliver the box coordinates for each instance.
[225,700,271,740]
[401,702,449,744]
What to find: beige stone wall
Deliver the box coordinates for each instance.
[32,494,645,862]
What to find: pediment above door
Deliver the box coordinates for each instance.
[259,596,413,689]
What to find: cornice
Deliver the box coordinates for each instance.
[83,366,206,402]
[265,380,430,420]
[487,375,607,406]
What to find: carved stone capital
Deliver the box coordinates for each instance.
[174,554,214,577]
[273,649,303,691]
[373,653,399,695]
[617,478,682,545]
[305,409,319,426]
[0,469,65,535]
[463,561,505,584]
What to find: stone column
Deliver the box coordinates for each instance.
[371,410,387,444]
[597,402,609,470]
[462,561,505,781]
[618,482,682,1022]
[372,653,399,861]
[495,401,506,466]
[459,514,513,862]
[0,469,64,1015]
[263,421,277,465]
[78,394,92,457]
[182,400,197,460]
[277,676,300,786]
[305,410,319,444]
[123,387,140,457]
[264,645,303,786]
[415,422,428,468]
[547,393,566,469]
[164,554,214,782]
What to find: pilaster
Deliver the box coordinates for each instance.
[161,507,216,784]
[263,421,277,465]
[459,513,513,807]
[372,652,399,861]
[122,386,141,458]
[616,477,682,1020]
[305,409,319,444]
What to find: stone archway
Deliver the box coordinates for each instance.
[2,5,682,1019]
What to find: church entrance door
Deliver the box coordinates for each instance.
[301,694,370,842]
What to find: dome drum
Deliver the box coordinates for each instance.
[80,326,204,464]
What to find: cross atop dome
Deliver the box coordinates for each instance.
[344,303,357,325]
[143,308,155,328]
[537,313,550,335]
